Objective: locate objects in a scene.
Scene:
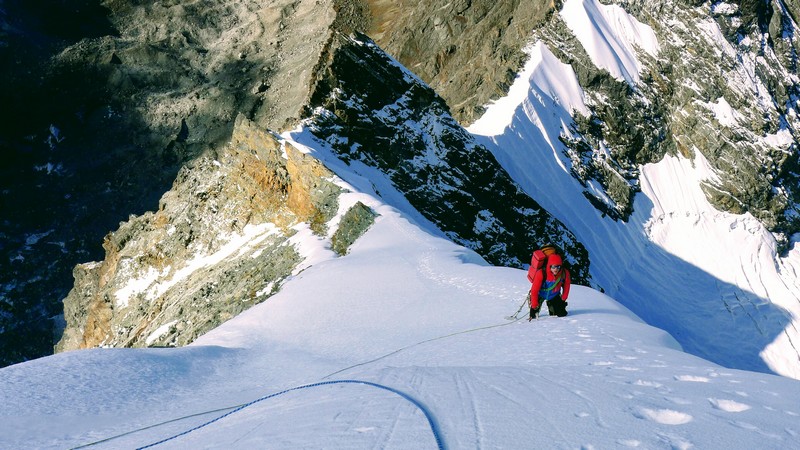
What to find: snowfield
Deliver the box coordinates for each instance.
[1,201,799,449]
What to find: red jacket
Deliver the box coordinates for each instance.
[528,254,570,309]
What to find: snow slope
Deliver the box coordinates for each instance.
[469,0,800,380]
[1,183,799,449]
[2,2,799,448]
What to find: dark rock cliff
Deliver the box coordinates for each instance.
[1,0,338,364]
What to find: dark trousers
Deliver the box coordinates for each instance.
[546,295,568,317]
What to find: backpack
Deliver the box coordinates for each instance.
[527,244,563,282]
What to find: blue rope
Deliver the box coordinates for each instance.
[136,379,445,450]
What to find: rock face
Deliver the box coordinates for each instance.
[532,1,800,248]
[331,202,378,256]
[364,0,555,125]
[1,0,339,364]
[56,116,347,351]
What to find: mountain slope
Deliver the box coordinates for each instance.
[530,0,800,239]
[50,31,591,357]
[2,190,799,449]
[0,0,566,366]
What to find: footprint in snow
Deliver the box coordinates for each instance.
[591,361,615,366]
[729,422,782,439]
[635,407,693,425]
[632,380,663,388]
[674,375,710,382]
[708,398,751,412]
[664,396,693,405]
[656,432,693,450]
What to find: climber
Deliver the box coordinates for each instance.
[528,253,571,320]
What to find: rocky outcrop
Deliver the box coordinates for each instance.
[56,116,345,351]
[332,202,379,256]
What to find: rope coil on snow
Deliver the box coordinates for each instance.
[135,380,445,450]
